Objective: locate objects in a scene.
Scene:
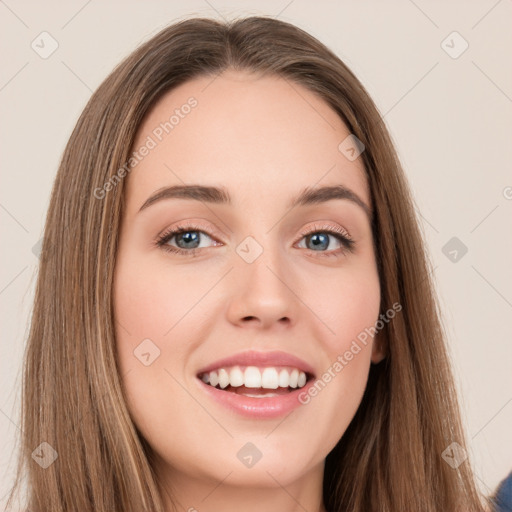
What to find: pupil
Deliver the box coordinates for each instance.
[177,231,200,249]
[309,233,328,251]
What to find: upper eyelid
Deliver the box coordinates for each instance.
[300,222,352,239]
[157,222,353,246]
[157,223,218,243]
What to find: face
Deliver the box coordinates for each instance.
[113,70,383,492]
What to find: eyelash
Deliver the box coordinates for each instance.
[155,222,355,258]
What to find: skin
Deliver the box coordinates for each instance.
[113,69,385,512]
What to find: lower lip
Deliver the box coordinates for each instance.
[197,379,314,418]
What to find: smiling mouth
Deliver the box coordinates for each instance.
[197,365,312,398]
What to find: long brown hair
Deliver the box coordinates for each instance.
[5,16,489,511]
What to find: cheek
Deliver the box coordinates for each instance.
[112,253,203,454]
[113,253,209,345]
[310,259,381,354]
[112,250,218,404]
[300,257,380,423]
[112,251,192,399]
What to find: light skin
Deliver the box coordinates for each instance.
[113,69,385,512]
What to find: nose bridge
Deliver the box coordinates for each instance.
[226,230,298,327]
[236,231,288,290]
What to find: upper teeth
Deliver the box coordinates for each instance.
[200,366,308,389]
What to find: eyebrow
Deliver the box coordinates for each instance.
[138,184,371,219]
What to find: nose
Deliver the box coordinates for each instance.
[225,246,298,330]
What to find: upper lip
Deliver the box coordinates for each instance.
[196,350,316,377]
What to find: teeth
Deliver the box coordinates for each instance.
[200,365,308,390]
[218,368,230,389]
[244,366,261,388]
[229,367,244,387]
[278,369,289,388]
[209,371,219,387]
[261,368,279,389]
[289,369,299,388]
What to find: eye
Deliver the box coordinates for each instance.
[295,223,355,257]
[155,222,355,258]
[155,224,220,256]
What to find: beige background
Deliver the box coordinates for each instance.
[1,0,511,504]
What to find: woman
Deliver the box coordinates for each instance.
[5,16,490,512]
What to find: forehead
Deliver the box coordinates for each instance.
[125,70,369,214]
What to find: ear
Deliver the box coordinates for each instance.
[371,332,387,364]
